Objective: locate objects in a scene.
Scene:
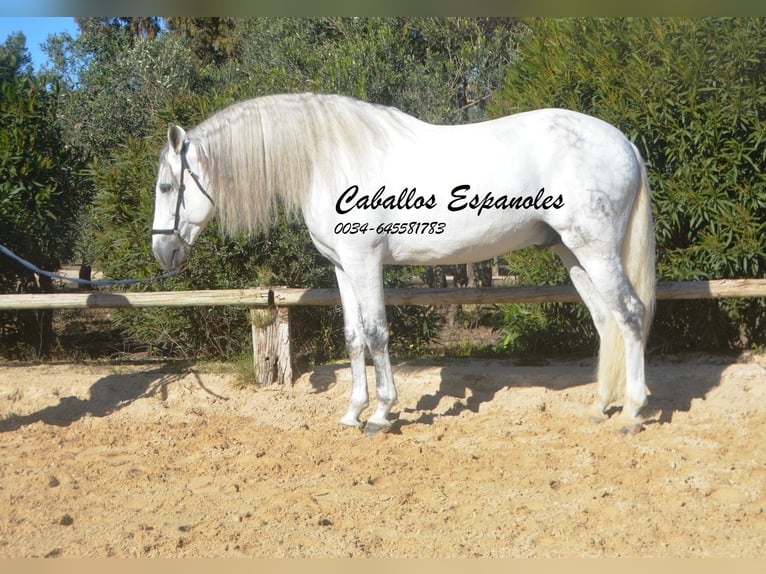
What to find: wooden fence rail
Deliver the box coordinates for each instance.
[2,279,766,386]
[2,279,766,311]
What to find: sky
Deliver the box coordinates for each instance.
[0,16,78,71]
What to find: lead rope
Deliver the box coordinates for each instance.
[0,244,183,288]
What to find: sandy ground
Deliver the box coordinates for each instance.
[1,352,765,558]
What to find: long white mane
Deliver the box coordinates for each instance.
[188,93,415,236]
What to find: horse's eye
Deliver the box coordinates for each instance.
[159,183,172,193]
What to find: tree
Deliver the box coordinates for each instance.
[0,33,90,356]
[0,31,32,79]
[490,17,766,352]
[164,17,239,66]
[49,18,192,159]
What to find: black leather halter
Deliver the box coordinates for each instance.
[151,142,214,242]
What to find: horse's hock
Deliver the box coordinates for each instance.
[250,305,292,386]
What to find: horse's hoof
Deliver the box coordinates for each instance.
[617,420,643,435]
[363,421,391,437]
[339,417,363,429]
[586,405,608,424]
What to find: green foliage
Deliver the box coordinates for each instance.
[490,18,766,352]
[495,302,596,357]
[0,31,32,80]
[384,266,444,355]
[493,248,596,356]
[0,33,90,356]
[53,26,197,158]
[197,17,519,124]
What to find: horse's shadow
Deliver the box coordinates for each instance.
[0,362,194,433]
[308,356,729,431]
[642,356,732,425]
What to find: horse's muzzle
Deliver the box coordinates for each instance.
[152,233,189,272]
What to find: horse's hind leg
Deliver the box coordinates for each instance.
[553,245,614,423]
[572,249,648,432]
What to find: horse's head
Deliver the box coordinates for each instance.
[151,123,215,272]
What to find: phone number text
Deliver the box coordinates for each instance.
[334,222,446,235]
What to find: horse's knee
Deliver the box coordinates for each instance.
[344,326,365,354]
[363,321,389,352]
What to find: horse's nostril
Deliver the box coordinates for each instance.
[170,248,181,270]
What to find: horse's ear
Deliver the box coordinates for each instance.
[168,123,187,155]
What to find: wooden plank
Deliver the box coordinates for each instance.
[273,279,766,307]
[272,285,583,306]
[0,289,271,310]
[656,279,766,300]
[272,288,340,307]
[2,279,766,311]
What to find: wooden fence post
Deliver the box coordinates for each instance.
[249,297,293,386]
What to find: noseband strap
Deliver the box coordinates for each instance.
[151,142,214,240]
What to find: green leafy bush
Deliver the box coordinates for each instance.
[0,34,90,356]
[494,248,596,357]
[490,18,766,352]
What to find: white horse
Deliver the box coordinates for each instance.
[151,93,655,435]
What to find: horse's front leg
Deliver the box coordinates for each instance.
[335,264,397,435]
[336,269,369,428]
[364,319,397,435]
[339,322,369,429]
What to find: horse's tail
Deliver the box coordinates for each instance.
[598,144,656,404]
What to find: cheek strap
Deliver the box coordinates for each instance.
[152,143,214,238]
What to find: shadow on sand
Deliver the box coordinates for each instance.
[1,354,731,434]
[308,355,729,432]
[0,361,219,432]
